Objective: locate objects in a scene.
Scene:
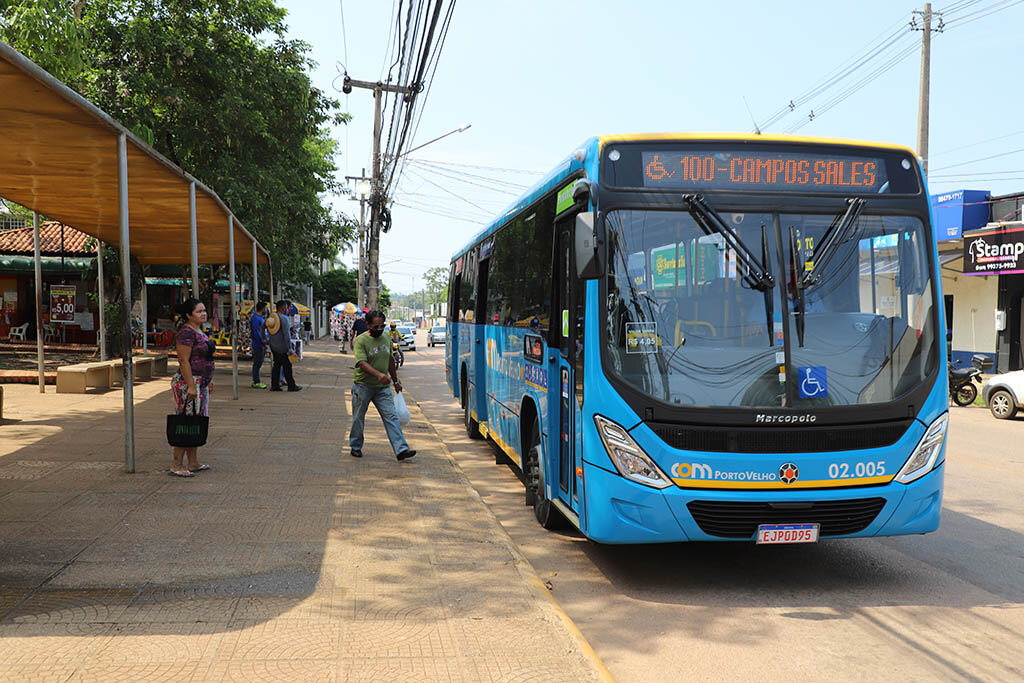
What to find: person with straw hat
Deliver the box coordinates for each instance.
[267,300,302,392]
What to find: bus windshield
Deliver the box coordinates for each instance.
[604,208,938,408]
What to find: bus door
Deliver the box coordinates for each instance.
[552,225,581,514]
[472,252,490,423]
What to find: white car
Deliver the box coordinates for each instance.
[397,326,416,352]
[984,370,1024,419]
[427,325,446,347]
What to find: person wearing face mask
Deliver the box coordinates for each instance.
[349,310,416,461]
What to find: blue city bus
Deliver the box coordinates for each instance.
[446,133,948,544]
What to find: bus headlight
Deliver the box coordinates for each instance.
[594,415,672,489]
[895,413,948,484]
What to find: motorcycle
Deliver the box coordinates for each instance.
[391,337,404,368]
[949,355,988,406]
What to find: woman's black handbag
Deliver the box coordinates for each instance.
[166,398,208,447]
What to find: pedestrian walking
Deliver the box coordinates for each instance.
[353,310,369,336]
[267,299,302,392]
[349,310,416,461]
[303,317,312,343]
[169,298,215,477]
[250,301,268,389]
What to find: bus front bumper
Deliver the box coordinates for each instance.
[581,460,944,544]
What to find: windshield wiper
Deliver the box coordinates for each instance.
[684,194,775,292]
[799,197,865,289]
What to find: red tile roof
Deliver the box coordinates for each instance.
[0,222,94,256]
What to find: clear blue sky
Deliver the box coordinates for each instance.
[278,0,1024,294]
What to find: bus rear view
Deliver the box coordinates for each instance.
[447,134,948,545]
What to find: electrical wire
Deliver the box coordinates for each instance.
[759,12,913,131]
[930,147,1024,172]
[406,157,543,175]
[407,159,531,189]
[404,167,491,213]
[931,129,1024,157]
[943,0,1024,26]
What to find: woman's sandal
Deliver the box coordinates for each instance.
[189,464,211,473]
[168,469,194,478]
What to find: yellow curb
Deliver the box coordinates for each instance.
[404,392,616,683]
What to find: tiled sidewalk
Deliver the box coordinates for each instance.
[0,340,606,682]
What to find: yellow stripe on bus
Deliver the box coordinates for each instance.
[670,475,893,490]
[480,421,522,468]
[596,132,916,156]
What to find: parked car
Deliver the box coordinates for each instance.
[397,325,416,352]
[427,325,446,347]
[983,370,1024,419]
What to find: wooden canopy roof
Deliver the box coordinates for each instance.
[0,41,270,266]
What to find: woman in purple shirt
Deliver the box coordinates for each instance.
[169,298,215,477]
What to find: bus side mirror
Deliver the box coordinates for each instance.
[575,212,601,279]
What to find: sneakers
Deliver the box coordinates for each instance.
[396,450,417,461]
[287,386,303,392]
[350,449,362,458]
[251,382,267,389]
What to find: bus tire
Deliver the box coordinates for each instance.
[463,380,482,440]
[525,415,565,529]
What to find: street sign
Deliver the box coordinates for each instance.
[50,284,76,322]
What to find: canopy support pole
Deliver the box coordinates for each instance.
[118,133,135,473]
[189,181,199,299]
[32,212,44,393]
[252,242,258,303]
[97,240,106,361]
[229,215,239,400]
[141,280,148,353]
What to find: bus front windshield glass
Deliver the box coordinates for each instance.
[604,208,938,408]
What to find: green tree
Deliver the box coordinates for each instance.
[0,0,355,285]
[422,266,448,310]
[314,266,357,307]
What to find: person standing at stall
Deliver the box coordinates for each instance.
[250,301,268,389]
[268,300,302,392]
[169,298,215,477]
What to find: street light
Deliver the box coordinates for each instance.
[391,123,471,161]
[356,180,371,197]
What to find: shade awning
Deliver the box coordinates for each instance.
[0,41,270,267]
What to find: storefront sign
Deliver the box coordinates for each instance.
[963,225,1024,276]
[930,189,989,242]
[50,284,76,321]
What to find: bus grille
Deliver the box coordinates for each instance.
[686,498,887,539]
[648,420,911,453]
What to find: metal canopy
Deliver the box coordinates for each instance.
[0,41,270,266]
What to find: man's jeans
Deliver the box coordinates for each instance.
[270,350,297,390]
[349,383,409,455]
[251,346,265,384]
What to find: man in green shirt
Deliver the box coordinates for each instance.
[349,310,416,460]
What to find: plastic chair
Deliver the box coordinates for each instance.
[9,323,29,341]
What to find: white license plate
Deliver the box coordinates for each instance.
[756,523,819,544]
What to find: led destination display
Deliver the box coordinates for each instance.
[641,150,892,193]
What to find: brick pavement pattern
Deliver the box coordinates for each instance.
[0,340,604,682]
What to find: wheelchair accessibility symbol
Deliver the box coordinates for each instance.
[798,366,828,399]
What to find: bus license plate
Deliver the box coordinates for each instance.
[756,523,819,545]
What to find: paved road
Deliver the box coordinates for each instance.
[403,334,1024,682]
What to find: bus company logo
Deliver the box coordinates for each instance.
[755,413,817,424]
[670,462,712,479]
[778,462,800,484]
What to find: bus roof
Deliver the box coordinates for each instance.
[449,133,919,260]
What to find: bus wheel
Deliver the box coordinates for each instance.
[525,416,565,529]
[463,386,482,439]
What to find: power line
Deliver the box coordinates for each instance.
[404,167,490,213]
[931,129,1024,157]
[930,146,1024,172]
[943,0,1024,25]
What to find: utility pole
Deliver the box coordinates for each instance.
[913,3,942,178]
[345,168,371,308]
[342,76,417,311]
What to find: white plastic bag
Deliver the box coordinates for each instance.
[394,390,411,425]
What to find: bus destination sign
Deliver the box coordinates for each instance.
[640,150,892,194]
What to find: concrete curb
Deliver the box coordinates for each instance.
[406,391,617,683]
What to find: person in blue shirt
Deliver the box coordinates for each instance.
[250,302,268,389]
